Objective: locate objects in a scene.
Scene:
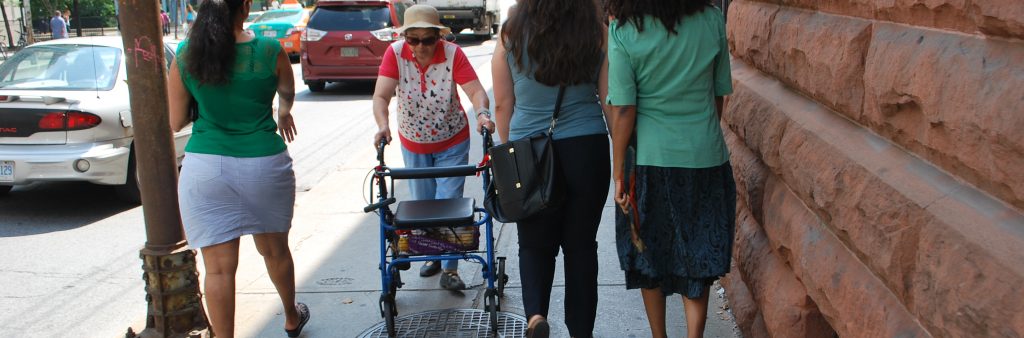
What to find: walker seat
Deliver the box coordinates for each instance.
[393,197,476,229]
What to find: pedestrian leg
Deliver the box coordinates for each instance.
[433,139,469,283]
[200,239,241,338]
[641,288,667,338]
[682,287,710,338]
[253,232,300,329]
[517,215,560,325]
[553,135,608,337]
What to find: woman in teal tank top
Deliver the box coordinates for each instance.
[492,0,609,336]
[167,0,309,336]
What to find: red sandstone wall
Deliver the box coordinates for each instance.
[723,0,1024,337]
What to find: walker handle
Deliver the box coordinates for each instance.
[364,197,396,213]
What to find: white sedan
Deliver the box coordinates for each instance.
[0,36,190,203]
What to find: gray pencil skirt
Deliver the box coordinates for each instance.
[178,151,296,249]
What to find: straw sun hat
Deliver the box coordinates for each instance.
[396,5,452,35]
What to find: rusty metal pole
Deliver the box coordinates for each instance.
[115,1,209,338]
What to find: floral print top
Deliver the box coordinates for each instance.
[380,40,478,154]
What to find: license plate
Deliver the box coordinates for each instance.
[443,15,455,19]
[0,161,13,182]
[284,42,294,48]
[262,31,277,38]
[341,47,358,57]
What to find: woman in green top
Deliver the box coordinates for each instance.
[167,0,309,337]
[605,1,736,337]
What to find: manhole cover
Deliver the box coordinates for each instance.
[316,277,354,286]
[358,309,527,338]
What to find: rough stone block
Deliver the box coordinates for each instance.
[768,8,873,118]
[740,0,875,17]
[726,59,1024,337]
[873,0,1024,38]
[721,270,771,338]
[972,0,1024,38]
[730,195,835,338]
[736,0,1024,38]
[728,4,873,119]
[862,23,1024,210]
[728,123,928,338]
[762,173,932,338]
[727,1,779,72]
[873,0,976,34]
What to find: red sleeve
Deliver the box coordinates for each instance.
[378,45,399,79]
[452,47,478,85]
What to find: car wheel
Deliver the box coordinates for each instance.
[307,81,326,92]
[0,185,11,195]
[115,149,142,205]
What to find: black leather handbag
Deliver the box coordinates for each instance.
[484,86,566,223]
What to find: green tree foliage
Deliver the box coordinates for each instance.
[31,0,117,29]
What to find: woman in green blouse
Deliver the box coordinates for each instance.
[167,0,309,336]
[605,1,736,337]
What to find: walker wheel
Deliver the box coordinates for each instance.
[380,294,398,337]
[485,288,500,333]
[497,256,507,297]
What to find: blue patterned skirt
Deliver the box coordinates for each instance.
[615,161,737,299]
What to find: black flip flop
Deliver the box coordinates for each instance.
[285,302,310,338]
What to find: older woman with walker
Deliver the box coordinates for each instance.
[372,4,495,291]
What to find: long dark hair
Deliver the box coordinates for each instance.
[500,0,603,86]
[606,0,712,34]
[184,0,245,85]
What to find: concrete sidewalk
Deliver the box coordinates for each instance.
[217,136,742,337]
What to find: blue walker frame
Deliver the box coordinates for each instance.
[364,131,506,337]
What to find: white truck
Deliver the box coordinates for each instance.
[415,0,500,40]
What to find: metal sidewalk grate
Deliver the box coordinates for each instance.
[358,309,528,338]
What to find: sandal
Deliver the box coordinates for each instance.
[285,302,310,338]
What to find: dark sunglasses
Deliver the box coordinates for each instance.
[405,36,439,46]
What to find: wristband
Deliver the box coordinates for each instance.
[476,108,491,118]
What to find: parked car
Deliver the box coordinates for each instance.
[247,8,311,61]
[243,11,265,30]
[300,0,414,92]
[0,37,190,203]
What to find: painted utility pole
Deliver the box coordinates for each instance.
[115,1,210,337]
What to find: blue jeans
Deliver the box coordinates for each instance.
[401,139,469,270]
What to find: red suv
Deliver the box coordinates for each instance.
[300,0,413,92]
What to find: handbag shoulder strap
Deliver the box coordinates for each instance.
[547,86,567,134]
